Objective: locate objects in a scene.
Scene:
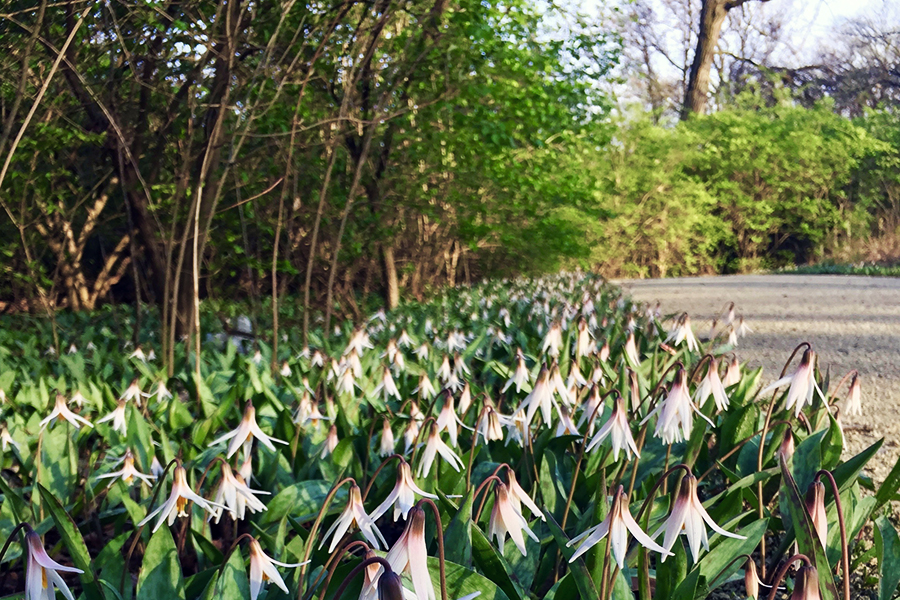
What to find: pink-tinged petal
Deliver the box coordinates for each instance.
[621,507,673,558]
[759,375,793,396]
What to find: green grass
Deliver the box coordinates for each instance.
[776,261,900,277]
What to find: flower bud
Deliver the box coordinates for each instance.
[744,559,759,600]
[791,565,821,600]
[776,428,795,463]
[805,479,827,548]
[377,570,405,600]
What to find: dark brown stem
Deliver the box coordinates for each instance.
[816,470,850,600]
[697,420,792,482]
[362,454,403,501]
[473,475,504,523]
[766,554,812,600]
[329,557,394,600]
[316,540,372,600]
[636,464,693,522]
[298,477,355,596]
[417,498,449,600]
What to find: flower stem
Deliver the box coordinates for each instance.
[298,476,355,597]
[816,469,851,600]
[418,498,448,600]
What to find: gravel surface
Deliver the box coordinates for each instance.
[616,274,900,486]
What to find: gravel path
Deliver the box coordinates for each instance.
[617,274,900,484]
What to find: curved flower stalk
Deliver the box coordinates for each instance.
[138,465,225,533]
[209,403,288,459]
[652,473,745,562]
[371,460,437,522]
[641,368,713,444]
[321,483,386,553]
[568,485,672,567]
[759,348,824,417]
[24,528,84,600]
[39,394,93,431]
[586,393,640,461]
[488,482,539,556]
[96,449,155,488]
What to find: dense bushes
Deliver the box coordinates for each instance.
[556,97,896,278]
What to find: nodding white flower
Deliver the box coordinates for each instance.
[147,349,156,361]
[599,341,610,362]
[403,420,420,455]
[346,349,363,377]
[694,358,730,412]
[489,483,540,556]
[413,373,437,401]
[344,329,373,356]
[846,374,862,416]
[24,529,83,600]
[759,349,824,417]
[384,507,437,600]
[416,428,464,477]
[39,394,93,431]
[652,473,745,562]
[447,330,468,353]
[587,394,640,461]
[251,349,263,365]
[720,302,736,327]
[578,385,604,432]
[514,365,558,428]
[506,470,544,521]
[575,319,593,359]
[321,483,386,553]
[120,378,146,407]
[371,460,437,522]
[735,317,751,338]
[438,355,453,383]
[476,407,504,443]
[68,390,87,408]
[96,400,129,435]
[501,413,531,448]
[248,537,307,600]
[67,344,78,355]
[744,559,761,600]
[210,403,288,459]
[641,368,713,445]
[373,367,401,401]
[320,425,340,458]
[138,466,224,533]
[398,329,414,348]
[624,332,640,366]
[379,419,396,457]
[294,392,328,428]
[727,326,739,346]
[459,382,475,415]
[436,395,464,448]
[723,356,741,387]
[665,314,699,352]
[210,462,269,523]
[298,346,311,360]
[97,449,155,488]
[542,322,563,358]
[129,346,148,362]
[805,479,827,547]
[566,364,588,391]
[150,455,165,478]
[414,343,429,360]
[280,361,292,377]
[45,345,56,356]
[568,485,671,567]
[153,381,173,401]
[1,425,20,453]
[554,405,579,437]
[311,350,325,368]
[337,366,357,396]
[502,350,530,393]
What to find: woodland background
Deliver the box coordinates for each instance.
[0,0,898,335]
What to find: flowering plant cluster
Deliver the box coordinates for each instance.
[0,272,897,600]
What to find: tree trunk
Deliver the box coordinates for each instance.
[382,244,399,309]
[682,0,729,118]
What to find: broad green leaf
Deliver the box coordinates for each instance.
[545,513,600,600]
[136,527,185,600]
[875,515,900,600]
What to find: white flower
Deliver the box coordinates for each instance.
[209,403,288,458]
[321,484,386,553]
[120,378,146,407]
[413,373,437,401]
[96,400,129,435]
[587,394,640,461]
[67,344,78,355]
[371,460,437,522]
[723,356,741,387]
[320,425,340,458]
[96,449,155,488]
[458,382,474,414]
[252,349,263,365]
[694,357,730,411]
[153,381,173,400]
[568,485,672,567]
[641,368,713,444]
[575,319,593,359]
[248,537,307,600]
[280,361,292,377]
[344,329,373,356]
[506,471,544,521]
[398,329,414,348]
[372,367,401,401]
[845,373,862,416]
[488,483,539,556]
[438,355,453,383]
[665,314,699,352]
[542,322,563,357]
[416,428,464,477]
[384,507,436,600]
[514,365,557,428]
[624,332,640,366]
[806,479,827,548]
[554,405,579,437]
[128,347,147,362]
[210,462,269,523]
[25,529,83,600]
[435,395,463,448]
[652,473,745,562]
[0,425,21,453]
[379,419,396,457]
[337,367,357,396]
[501,350,530,393]
[138,466,225,533]
[414,343,429,360]
[759,349,824,417]
[39,394,93,431]
[402,420,420,455]
[311,350,326,367]
[476,407,504,443]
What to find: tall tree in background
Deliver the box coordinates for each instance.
[681,0,772,117]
